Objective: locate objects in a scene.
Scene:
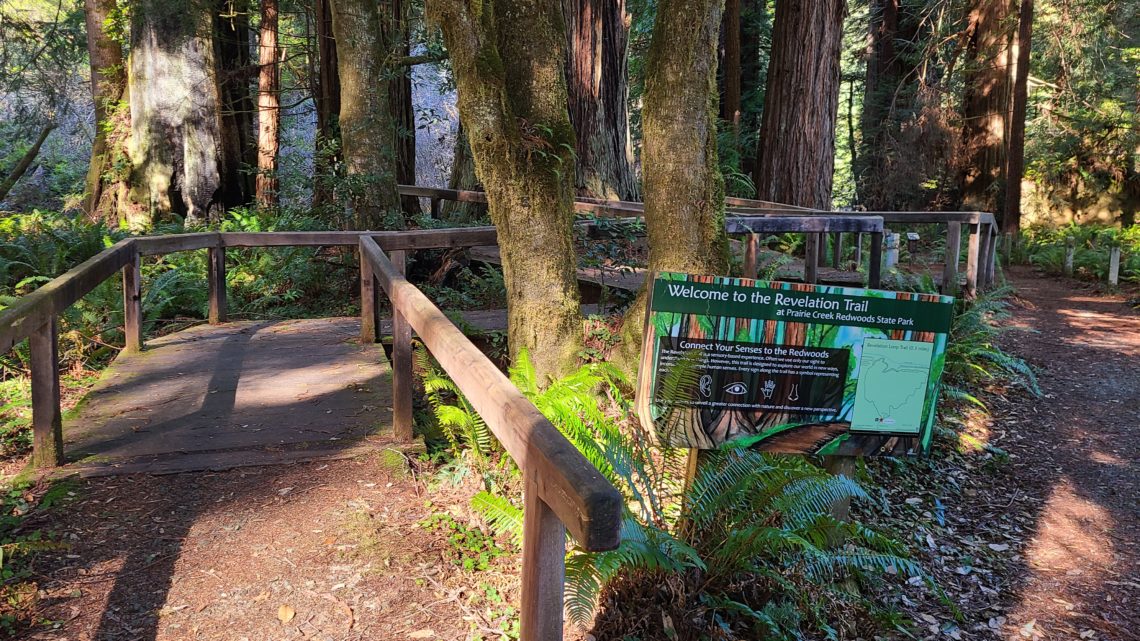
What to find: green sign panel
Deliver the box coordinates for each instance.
[636,272,955,456]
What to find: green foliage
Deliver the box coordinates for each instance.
[1021,224,1140,283]
[942,287,1040,406]
[0,477,73,633]
[419,512,510,572]
[421,351,934,638]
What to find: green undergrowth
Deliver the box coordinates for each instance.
[0,477,75,634]
[1020,223,1140,284]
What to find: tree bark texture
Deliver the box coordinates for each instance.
[617,0,729,371]
[721,0,741,131]
[1003,0,1033,236]
[126,0,246,226]
[959,0,1015,214]
[442,123,486,222]
[429,0,583,381]
[82,0,127,219]
[0,125,55,203]
[737,0,765,177]
[562,0,638,200]
[382,0,419,219]
[856,0,900,208]
[216,0,256,206]
[753,0,846,210]
[312,0,340,209]
[330,0,402,229]
[256,0,281,208]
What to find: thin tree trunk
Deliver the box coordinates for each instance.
[738,0,765,177]
[429,0,583,381]
[960,0,1015,214]
[1003,0,1033,236]
[216,0,256,207]
[754,0,846,209]
[330,0,402,229]
[82,0,126,219]
[856,0,898,208]
[312,0,340,210]
[0,125,55,203]
[619,0,729,369]
[441,122,485,222]
[562,0,638,200]
[722,0,741,133]
[257,0,281,208]
[382,0,418,219]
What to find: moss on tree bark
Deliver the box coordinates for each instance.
[428,0,583,382]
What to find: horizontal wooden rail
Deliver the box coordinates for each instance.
[360,235,622,640]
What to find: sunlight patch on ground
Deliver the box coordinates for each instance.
[1006,477,1118,640]
[1088,450,1126,467]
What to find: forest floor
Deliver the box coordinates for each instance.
[8,267,1140,641]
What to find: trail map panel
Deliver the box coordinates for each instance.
[636,272,954,456]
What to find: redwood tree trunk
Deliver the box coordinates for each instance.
[82,0,126,219]
[382,0,418,219]
[1003,0,1033,236]
[312,0,340,210]
[722,0,741,133]
[562,0,638,200]
[330,0,402,229]
[429,0,583,381]
[754,0,846,209]
[216,0,256,206]
[959,0,1015,214]
[256,0,281,208]
[127,0,243,226]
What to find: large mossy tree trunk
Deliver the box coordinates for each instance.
[754,0,845,211]
[618,0,729,369]
[330,0,402,229]
[429,0,583,382]
[959,0,1014,215]
[126,0,246,226]
[82,0,128,219]
[562,0,638,200]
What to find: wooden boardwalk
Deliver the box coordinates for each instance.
[63,318,396,476]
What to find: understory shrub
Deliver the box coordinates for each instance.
[420,351,937,640]
[1022,223,1140,283]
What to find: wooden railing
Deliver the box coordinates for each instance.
[0,228,622,641]
[397,185,1001,295]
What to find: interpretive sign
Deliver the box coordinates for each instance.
[636,272,955,456]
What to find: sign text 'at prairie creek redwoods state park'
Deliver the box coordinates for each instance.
[635,273,955,456]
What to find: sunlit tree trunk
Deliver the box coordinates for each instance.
[82,0,127,219]
[563,0,638,200]
[429,0,583,381]
[959,0,1015,214]
[1003,0,1033,236]
[618,0,729,369]
[754,0,845,210]
[256,0,281,208]
[330,0,402,229]
[126,0,245,226]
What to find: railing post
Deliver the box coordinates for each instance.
[208,244,227,323]
[1108,245,1121,286]
[391,250,413,442]
[803,234,819,284]
[831,232,843,268]
[983,225,997,287]
[965,223,981,296]
[30,318,63,468]
[430,197,440,218]
[852,232,863,268]
[360,247,378,343]
[520,468,566,641]
[868,231,883,288]
[742,233,759,279]
[1063,237,1075,277]
[943,221,962,296]
[122,246,142,353]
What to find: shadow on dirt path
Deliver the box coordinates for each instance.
[995,267,1139,640]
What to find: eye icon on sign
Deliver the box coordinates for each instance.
[723,382,749,396]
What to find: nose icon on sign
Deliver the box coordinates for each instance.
[788,384,800,401]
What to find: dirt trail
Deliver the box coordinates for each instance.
[995,268,1139,640]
